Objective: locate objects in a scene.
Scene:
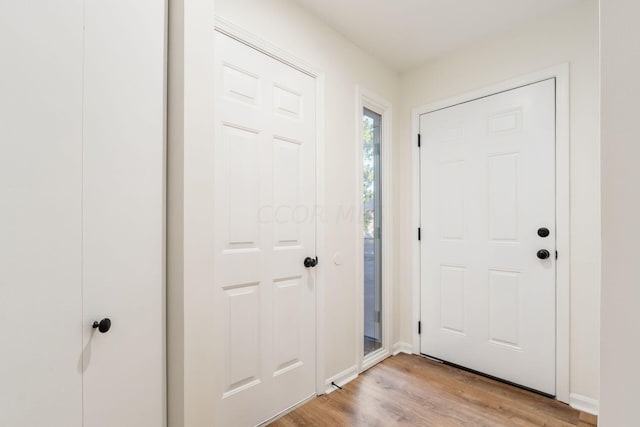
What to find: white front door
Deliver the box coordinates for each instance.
[213,32,317,426]
[0,1,165,425]
[420,79,556,395]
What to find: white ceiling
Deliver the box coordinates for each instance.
[292,0,584,72]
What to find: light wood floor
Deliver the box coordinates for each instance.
[270,354,597,427]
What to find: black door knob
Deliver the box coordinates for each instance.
[538,227,550,237]
[92,318,111,333]
[304,256,318,268]
[537,250,550,260]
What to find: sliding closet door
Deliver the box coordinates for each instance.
[0,1,84,425]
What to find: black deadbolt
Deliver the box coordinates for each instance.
[537,227,550,238]
[537,249,550,260]
[92,318,111,333]
[304,256,318,268]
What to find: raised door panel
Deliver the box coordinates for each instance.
[439,266,467,335]
[437,160,465,240]
[273,278,304,377]
[488,153,520,242]
[223,284,261,397]
[488,270,521,349]
[273,137,303,247]
[224,124,261,248]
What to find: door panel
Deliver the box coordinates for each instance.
[213,32,317,427]
[82,1,165,426]
[0,2,84,425]
[420,79,556,394]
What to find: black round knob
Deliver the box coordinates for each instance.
[92,318,111,333]
[304,256,318,268]
[537,249,550,260]
[537,227,550,238]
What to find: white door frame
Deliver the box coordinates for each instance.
[213,16,327,397]
[355,86,393,373]
[410,64,570,403]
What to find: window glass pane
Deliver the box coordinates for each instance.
[363,107,382,356]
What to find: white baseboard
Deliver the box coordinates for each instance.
[323,365,358,395]
[361,348,390,372]
[391,341,413,356]
[569,393,599,415]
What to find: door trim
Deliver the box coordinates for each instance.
[214,16,327,397]
[410,64,570,403]
[355,86,394,373]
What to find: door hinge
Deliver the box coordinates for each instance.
[375,310,381,323]
[418,321,421,335]
[418,227,421,241]
[418,133,421,147]
[556,250,558,260]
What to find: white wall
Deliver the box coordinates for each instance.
[394,0,601,403]
[599,0,640,425]
[168,0,219,426]
[171,1,602,422]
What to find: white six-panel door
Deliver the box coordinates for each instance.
[420,79,556,395]
[213,32,317,426]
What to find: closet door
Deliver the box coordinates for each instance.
[0,1,84,426]
[81,1,166,426]
[213,32,318,427]
[0,1,165,425]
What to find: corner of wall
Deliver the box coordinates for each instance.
[391,342,413,356]
[323,365,359,395]
[569,393,600,416]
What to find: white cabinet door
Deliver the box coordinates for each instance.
[420,79,556,395]
[213,32,317,427]
[81,1,165,426]
[0,2,84,426]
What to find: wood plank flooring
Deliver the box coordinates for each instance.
[270,354,597,427]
